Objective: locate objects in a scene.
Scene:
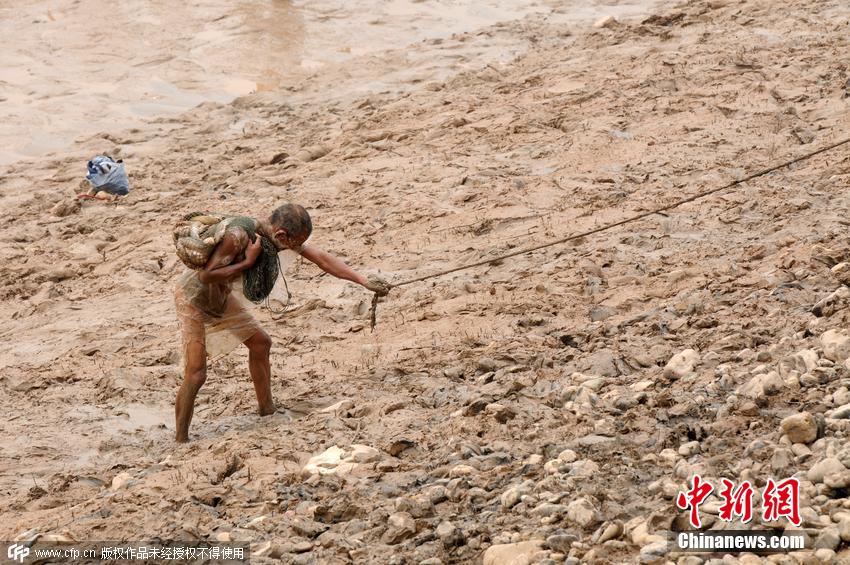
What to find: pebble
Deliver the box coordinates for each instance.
[821,329,850,363]
[596,521,622,543]
[251,541,279,557]
[771,448,794,474]
[423,485,447,506]
[567,498,600,528]
[593,15,618,29]
[467,487,489,503]
[382,512,417,544]
[588,305,613,322]
[791,443,812,457]
[738,373,767,398]
[319,399,354,414]
[738,401,760,416]
[839,518,850,542]
[814,527,840,550]
[446,478,469,501]
[396,495,435,518]
[628,520,664,546]
[348,444,381,463]
[291,516,328,538]
[545,533,578,553]
[386,439,416,457]
[663,349,700,380]
[807,458,845,483]
[761,371,784,396]
[779,349,818,377]
[532,503,568,518]
[832,262,850,284]
[800,373,819,388]
[639,541,668,563]
[436,521,464,547]
[813,287,850,318]
[570,459,600,477]
[302,446,347,476]
[502,487,523,509]
[661,482,680,500]
[824,470,850,489]
[658,448,679,465]
[486,403,518,423]
[111,471,133,490]
[833,387,850,407]
[544,459,566,475]
[780,412,818,444]
[574,435,614,448]
[828,403,850,419]
[449,464,476,478]
[766,556,796,565]
[245,515,268,530]
[482,540,544,565]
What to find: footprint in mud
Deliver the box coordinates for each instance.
[203,398,325,435]
[276,397,338,420]
[110,403,171,433]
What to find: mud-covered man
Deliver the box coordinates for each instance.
[174,203,389,442]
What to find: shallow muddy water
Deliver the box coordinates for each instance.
[0,0,666,166]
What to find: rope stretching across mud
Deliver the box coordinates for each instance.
[368,135,850,330]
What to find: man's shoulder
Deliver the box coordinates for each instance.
[219,225,250,250]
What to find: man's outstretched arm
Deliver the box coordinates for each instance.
[300,244,388,294]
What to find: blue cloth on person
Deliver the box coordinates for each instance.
[86,155,130,196]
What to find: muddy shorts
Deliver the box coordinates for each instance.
[174,271,262,362]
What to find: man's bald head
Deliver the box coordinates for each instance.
[269,203,312,249]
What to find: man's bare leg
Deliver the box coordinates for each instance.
[176,341,207,442]
[244,330,275,415]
